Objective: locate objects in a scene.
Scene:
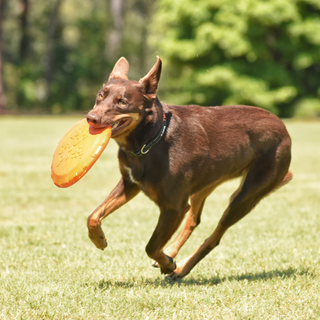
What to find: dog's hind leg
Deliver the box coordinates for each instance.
[162,184,218,259]
[167,151,291,280]
[146,202,190,274]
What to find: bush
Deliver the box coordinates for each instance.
[151,0,320,117]
[294,98,320,118]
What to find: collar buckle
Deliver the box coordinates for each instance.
[131,111,167,156]
[140,144,149,155]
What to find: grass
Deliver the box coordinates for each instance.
[0,116,319,319]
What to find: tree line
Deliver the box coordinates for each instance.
[0,0,319,117]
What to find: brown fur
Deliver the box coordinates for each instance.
[86,57,292,279]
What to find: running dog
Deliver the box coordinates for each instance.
[86,57,292,280]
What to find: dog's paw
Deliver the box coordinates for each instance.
[165,274,181,282]
[165,260,190,280]
[165,273,182,282]
[160,260,176,275]
[89,233,108,250]
[152,254,174,270]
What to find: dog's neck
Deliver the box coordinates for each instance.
[114,97,165,154]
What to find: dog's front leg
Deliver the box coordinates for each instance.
[87,177,140,249]
[146,207,186,274]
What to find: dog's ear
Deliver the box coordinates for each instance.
[108,57,129,81]
[139,56,162,97]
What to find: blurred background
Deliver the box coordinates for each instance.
[0,0,319,117]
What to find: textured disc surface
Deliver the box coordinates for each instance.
[51,118,111,188]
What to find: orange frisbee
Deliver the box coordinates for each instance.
[51,118,112,188]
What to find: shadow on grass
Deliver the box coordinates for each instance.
[186,266,313,286]
[95,266,313,290]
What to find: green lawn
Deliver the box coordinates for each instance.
[0,116,319,319]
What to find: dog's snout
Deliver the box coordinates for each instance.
[86,112,101,127]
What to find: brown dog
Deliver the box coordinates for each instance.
[86,57,292,280]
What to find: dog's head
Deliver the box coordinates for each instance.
[86,57,162,140]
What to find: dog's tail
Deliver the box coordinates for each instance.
[271,170,293,194]
[278,171,293,188]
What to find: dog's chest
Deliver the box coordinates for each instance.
[122,165,159,203]
[123,165,140,185]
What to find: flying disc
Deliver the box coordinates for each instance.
[51,118,112,188]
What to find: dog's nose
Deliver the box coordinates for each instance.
[86,112,101,127]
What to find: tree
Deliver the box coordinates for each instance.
[0,0,158,113]
[0,0,6,113]
[19,0,29,61]
[44,0,62,100]
[108,0,156,77]
[107,0,124,61]
[151,0,320,117]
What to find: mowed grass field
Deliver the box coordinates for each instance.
[0,116,319,319]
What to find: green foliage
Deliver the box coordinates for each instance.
[295,98,320,117]
[151,0,320,116]
[2,0,152,113]
[3,0,111,112]
[2,0,320,116]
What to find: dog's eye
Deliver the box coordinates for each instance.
[98,93,104,99]
[119,100,126,107]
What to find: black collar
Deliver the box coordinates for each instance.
[131,111,167,156]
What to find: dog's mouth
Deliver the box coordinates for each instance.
[111,117,132,136]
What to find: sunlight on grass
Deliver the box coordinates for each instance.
[0,116,319,319]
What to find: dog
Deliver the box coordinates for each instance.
[86,57,292,280]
